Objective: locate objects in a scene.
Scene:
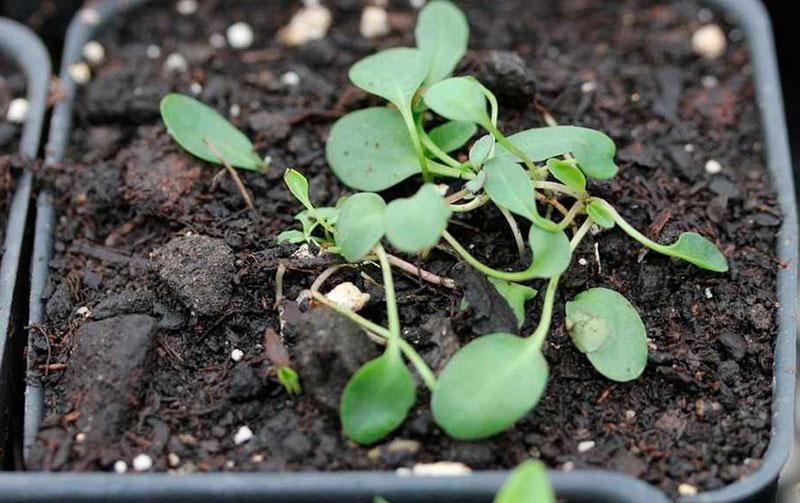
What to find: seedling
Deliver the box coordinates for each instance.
[280,0,728,444]
[264,328,302,396]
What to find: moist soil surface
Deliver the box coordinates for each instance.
[29,0,781,497]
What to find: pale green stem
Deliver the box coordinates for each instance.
[499,206,526,257]
[555,202,584,231]
[450,194,490,213]
[529,276,559,352]
[570,218,595,251]
[442,230,542,282]
[401,108,432,183]
[416,116,463,169]
[533,181,580,198]
[484,121,537,173]
[428,160,476,180]
[374,244,400,340]
[594,198,672,255]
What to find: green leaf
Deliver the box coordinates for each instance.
[488,278,536,328]
[336,193,387,262]
[483,157,537,221]
[425,77,491,127]
[349,48,427,113]
[432,334,548,440]
[495,460,555,503]
[277,230,306,244]
[469,134,495,168]
[385,184,452,253]
[495,126,618,180]
[341,350,416,444]
[565,288,648,382]
[277,367,302,395]
[284,169,314,212]
[546,158,586,193]
[160,93,263,171]
[428,121,478,153]
[528,225,572,278]
[326,108,421,191]
[660,232,729,272]
[374,498,391,503]
[586,199,615,229]
[415,0,469,86]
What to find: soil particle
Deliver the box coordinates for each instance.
[451,262,517,335]
[150,234,235,316]
[92,289,155,320]
[247,111,292,146]
[83,66,168,123]
[229,364,268,403]
[474,50,538,106]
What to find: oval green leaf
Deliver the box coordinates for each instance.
[385,184,452,253]
[565,287,648,382]
[284,168,314,212]
[469,134,495,168]
[528,225,572,278]
[488,278,537,329]
[428,121,478,153]
[483,157,537,221]
[415,0,469,86]
[432,334,548,440]
[495,126,617,180]
[425,77,491,127]
[349,47,427,112]
[340,351,416,444]
[336,193,387,262]
[160,93,263,171]
[661,232,729,272]
[586,199,615,229]
[495,460,555,503]
[545,158,586,193]
[326,108,421,191]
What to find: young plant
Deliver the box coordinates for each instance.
[280,0,729,444]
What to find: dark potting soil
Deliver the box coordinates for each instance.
[28,0,781,497]
[0,57,25,252]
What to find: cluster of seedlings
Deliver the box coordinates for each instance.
[161,0,727,461]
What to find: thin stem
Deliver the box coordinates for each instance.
[428,160,476,180]
[484,121,536,173]
[570,218,594,251]
[274,263,287,308]
[450,194,490,213]
[498,206,525,257]
[383,254,456,289]
[374,244,400,340]
[593,199,668,254]
[529,276,559,352]
[203,138,255,210]
[446,189,470,204]
[401,109,432,183]
[398,340,437,389]
[442,230,540,282]
[532,181,580,198]
[556,202,583,232]
[417,116,462,168]
[310,264,352,294]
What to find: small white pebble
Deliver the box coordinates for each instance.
[410,0,426,8]
[227,22,255,50]
[68,62,91,85]
[360,6,390,38]
[132,454,153,472]
[434,184,449,197]
[75,432,86,443]
[581,81,597,93]
[292,244,314,260]
[230,349,244,362]
[678,483,698,496]
[76,306,92,318]
[229,104,241,118]
[225,460,236,469]
[684,143,695,153]
[82,41,105,65]
[281,71,301,87]
[250,453,265,463]
[176,0,198,15]
[326,282,371,312]
[278,5,332,46]
[113,460,128,473]
[701,75,719,88]
[410,462,472,476]
[625,410,636,420]
[146,44,162,59]
[578,258,588,266]
[630,92,641,103]
[190,82,203,95]
[6,98,28,124]
[692,24,727,60]
[577,440,596,453]
[704,287,713,299]
[705,159,723,174]
[79,8,100,26]
[164,53,188,73]
[234,425,254,445]
[168,452,181,468]
[209,33,227,49]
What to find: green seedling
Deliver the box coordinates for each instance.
[264,328,303,396]
[277,0,729,444]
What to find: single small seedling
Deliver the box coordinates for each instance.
[264,327,302,396]
[277,0,729,444]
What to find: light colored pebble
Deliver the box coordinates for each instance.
[630,92,641,103]
[190,82,203,95]
[278,5,332,46]
[76,306,92,318]
[113,460,128,473]
[701,75,719,88]
[168,452,181,468]
[229,104,241,118]
[704,287,713,299]
[705,159,722,174]
[410,462,472,476]
[82,41,105,65]
[176,0,198,15]
[292,244,314,260]
[625,410,636,420]
[360,6,390,38]
[227,22,255,50]
[678,483,698,496]
[164,53,188,73]
[209,33,227,49]
[230,349,244,362]
[75,432,86,443]
[684,143,695,153]
[68,62,91,85]
[79,8,101,26]
[225,460,236,469]
[692,24,727,59]
[562,461,575,471]
[578,258,588,266]
[146,44,162,59]
[234,425,254,445]
[326,282,371,312]
[581,81,597,93]
[251,453,265,463]
[577,440,596,453]
[410,0,426,8]
[6,98,28,124]
[132,454,153,472]
[281,71,301,87]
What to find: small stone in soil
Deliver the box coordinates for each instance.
[230,349,244,362]
[82,41,105,65]
[68,63,91,85]
[577,440,596,453]
[476,51,537,106]
[234,426,254,445]
[325,282,370,312]
[132,454,153,472]
[164,53,188,73]
[227,22,255,49]
[360,6,390,38]
[113,460,127,473]
[93,289,155,320]
[151,235,235,317]
[705,159,723,174]
[279,5,333,46]
[692,24,727,59]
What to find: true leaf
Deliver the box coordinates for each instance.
[160,93,263,171]
[488,278,536,328]
[385,184,452,253]
[659,232,729,272]
[528,225,572,278]
[483,157,537,221]
[425,77,491,127]
[469,134,495,168]
[277,230,306,244]
[336,193,387,262]
[495,126,618,180]
[428,121,478,153]
[432,334,548,440]
[494,460,555,503]
[586,199,615,229]
[340,351,416,444]
[565,288,647,382]
[326,108,420,191]
[284,169,314,212]
[546,158,586,193]
[349,48,427,113]
[415,0,469,86]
